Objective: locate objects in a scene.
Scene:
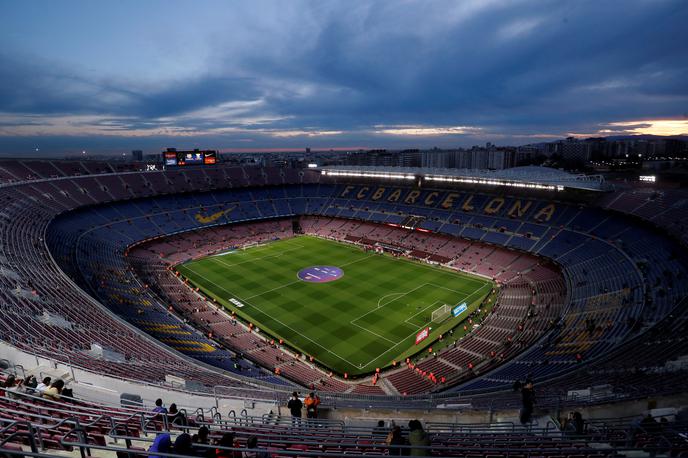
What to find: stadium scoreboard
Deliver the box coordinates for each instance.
[163,150,217,166]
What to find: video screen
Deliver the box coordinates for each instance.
[183,152,204,164]
[203,151,217,165]
[164,151,178,166]
[163,150,218,166]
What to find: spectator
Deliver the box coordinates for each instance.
[304,392,320,420]
[192,426,213,457]
[149,433,172,458]
[386,426,408,456]
[640,414,659,433]
[287,392,302,426]
[242,436,269,458]
[571,411,584,435]
[35,377,51,395]
[61,386,75,402]
[42,379,64,401]
[168,403,188,426]
[519,379,536,425]
[195,426,210,445]
[407,420,430,456]
[1,375,24,398]
[215,432,241,458]
[174,433,194,456]
[152,398,168,415]
[373,420,387,438]
[23,375,38,393]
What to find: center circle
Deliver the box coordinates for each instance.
[297,266,344,283]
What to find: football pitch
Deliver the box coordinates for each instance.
[177,235,493,376]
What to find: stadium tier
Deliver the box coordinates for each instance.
[0,161,687,456]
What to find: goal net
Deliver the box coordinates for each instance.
[431,304,452,323]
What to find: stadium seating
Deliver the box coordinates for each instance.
[0,161,687,416]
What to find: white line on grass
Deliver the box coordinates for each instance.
[182,264,363,368]
[351,283,431,325]
[183,236,495,372]
[357,282,494,369]
[404,300,442,327]
[350,321,397,344]
[212,244,305,269]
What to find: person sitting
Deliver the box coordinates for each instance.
[152,398,168,415]
[174,433,194,456]
[1,375,24,398]
[407,420,431,456]
[373,420,387,439]
[42,379,64,401]
[242,436,269,458]
[564,411,585,437]
[215,432,241,458]
[168,403,188,426]
[149,433,172,458]
[23,375,38,393]
[195,426,210,444]
[386,426,408,456]
[35,376,51,395]
[192,426,212,457]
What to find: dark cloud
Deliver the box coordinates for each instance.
[0,0,687,154]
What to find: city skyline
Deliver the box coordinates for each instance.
[1,0,687,155]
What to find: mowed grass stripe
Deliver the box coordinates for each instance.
[177,235,493,375]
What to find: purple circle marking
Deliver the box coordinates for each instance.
[297,266,344,283]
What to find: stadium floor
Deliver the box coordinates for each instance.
[177,235,493,376]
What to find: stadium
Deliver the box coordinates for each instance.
[1,158,687,456]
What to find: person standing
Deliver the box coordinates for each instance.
[304,391,320,420]
[287,392,302,426]
[520,378,536,425]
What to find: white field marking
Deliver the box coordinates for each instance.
[430,283,468,294]
[181,263,363,368]
[350,321,397,345]
[357,282,494,369]
[350,282,431,325]
[378,253,490,288]
[377,292,406,308]
[244,253,377,300]
[404,300,443,327]
[185,235,494,372]
[211,243,306,269]
[244,279,302,300]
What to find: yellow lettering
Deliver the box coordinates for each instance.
[534,203,556,222]
[424,192,439,206]
[507,200,532,218]
[340,185,355,198]
[356,187,370,199]
[405,190,421,204]
[441,193,460,209]
[387,189,402,202]
[371,187,386,200]
[484,197,504,215]
[462,195,475,212]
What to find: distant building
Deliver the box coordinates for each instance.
[399,149,422,167]
[560,137,591,163]
[131,150,143,161]
[488,150,515,170]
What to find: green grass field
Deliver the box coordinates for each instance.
[177,235,493,376]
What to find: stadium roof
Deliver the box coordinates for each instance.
[319,165,606,192]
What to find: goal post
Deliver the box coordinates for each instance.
[431,304,452,323]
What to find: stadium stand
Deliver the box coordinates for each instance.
[1,161,687,456]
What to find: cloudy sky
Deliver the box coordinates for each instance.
[1,0,687,156]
